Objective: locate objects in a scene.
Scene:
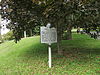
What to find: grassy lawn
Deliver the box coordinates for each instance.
[0,33,100,75]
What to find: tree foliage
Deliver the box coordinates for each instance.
[0,0,100,42]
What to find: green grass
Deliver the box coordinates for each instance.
[0,34,100,75]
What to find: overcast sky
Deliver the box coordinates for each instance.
[1,20,10,35]
[0,0,10,35]
[0,15,10,35]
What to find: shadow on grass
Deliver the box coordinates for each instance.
[18,42,48,58]
[18,41,100,63]
[16,34,100,66]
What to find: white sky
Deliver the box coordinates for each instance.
[1,20,10,35]
[0,15,10,35]
[0,0,10,35]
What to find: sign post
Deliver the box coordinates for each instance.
[40,23,57,68]
[48,43,51,68]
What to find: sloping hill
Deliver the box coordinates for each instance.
[0,34,100,75]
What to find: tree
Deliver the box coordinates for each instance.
[0,0,100,54]
[0,0,44,42]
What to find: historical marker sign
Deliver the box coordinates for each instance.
[40,25,57,68]
[40,26,57,44]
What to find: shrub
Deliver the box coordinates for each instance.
[3,31,14,40]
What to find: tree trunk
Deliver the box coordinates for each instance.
[24,31,27,38]
[56,19,63,55]
[66,25,72,40]
[0,15,3,43]
[30,29,33,36]
[57,41,63,55]
[0,28,2,41]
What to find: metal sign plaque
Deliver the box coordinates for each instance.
[40,26,57,44]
